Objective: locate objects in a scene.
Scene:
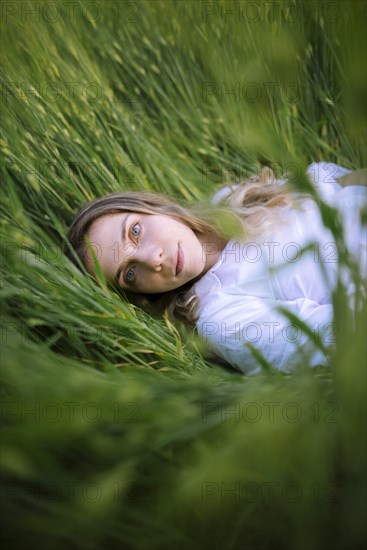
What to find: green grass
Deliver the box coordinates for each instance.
[1,1,366,548]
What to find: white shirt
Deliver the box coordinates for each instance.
[189,163,367,375]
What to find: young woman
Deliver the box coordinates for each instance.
[65,162,366,375]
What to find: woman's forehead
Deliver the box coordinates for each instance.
[91,211,136,227]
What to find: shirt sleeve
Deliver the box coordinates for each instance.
[196,294,335,375]
[306,162,352,204]
[211,184,240,205]
[307,162,367,277]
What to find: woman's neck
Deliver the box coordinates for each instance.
[198,231,228,276]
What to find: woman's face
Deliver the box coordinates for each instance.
[86,212,222,294]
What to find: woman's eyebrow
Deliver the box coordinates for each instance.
[114,214,131,285]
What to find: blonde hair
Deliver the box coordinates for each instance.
[65,167,297,326]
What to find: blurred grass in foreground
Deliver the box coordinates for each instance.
[1,1,366,548]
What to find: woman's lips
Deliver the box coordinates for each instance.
[176,243,184,275]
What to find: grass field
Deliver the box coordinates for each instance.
[1,1,366,548]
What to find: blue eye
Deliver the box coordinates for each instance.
[125,267,135,283]
[131,223,141,239]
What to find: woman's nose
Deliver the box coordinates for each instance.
[138,247,163,270]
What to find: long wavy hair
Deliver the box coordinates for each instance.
[65,167,298,325]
